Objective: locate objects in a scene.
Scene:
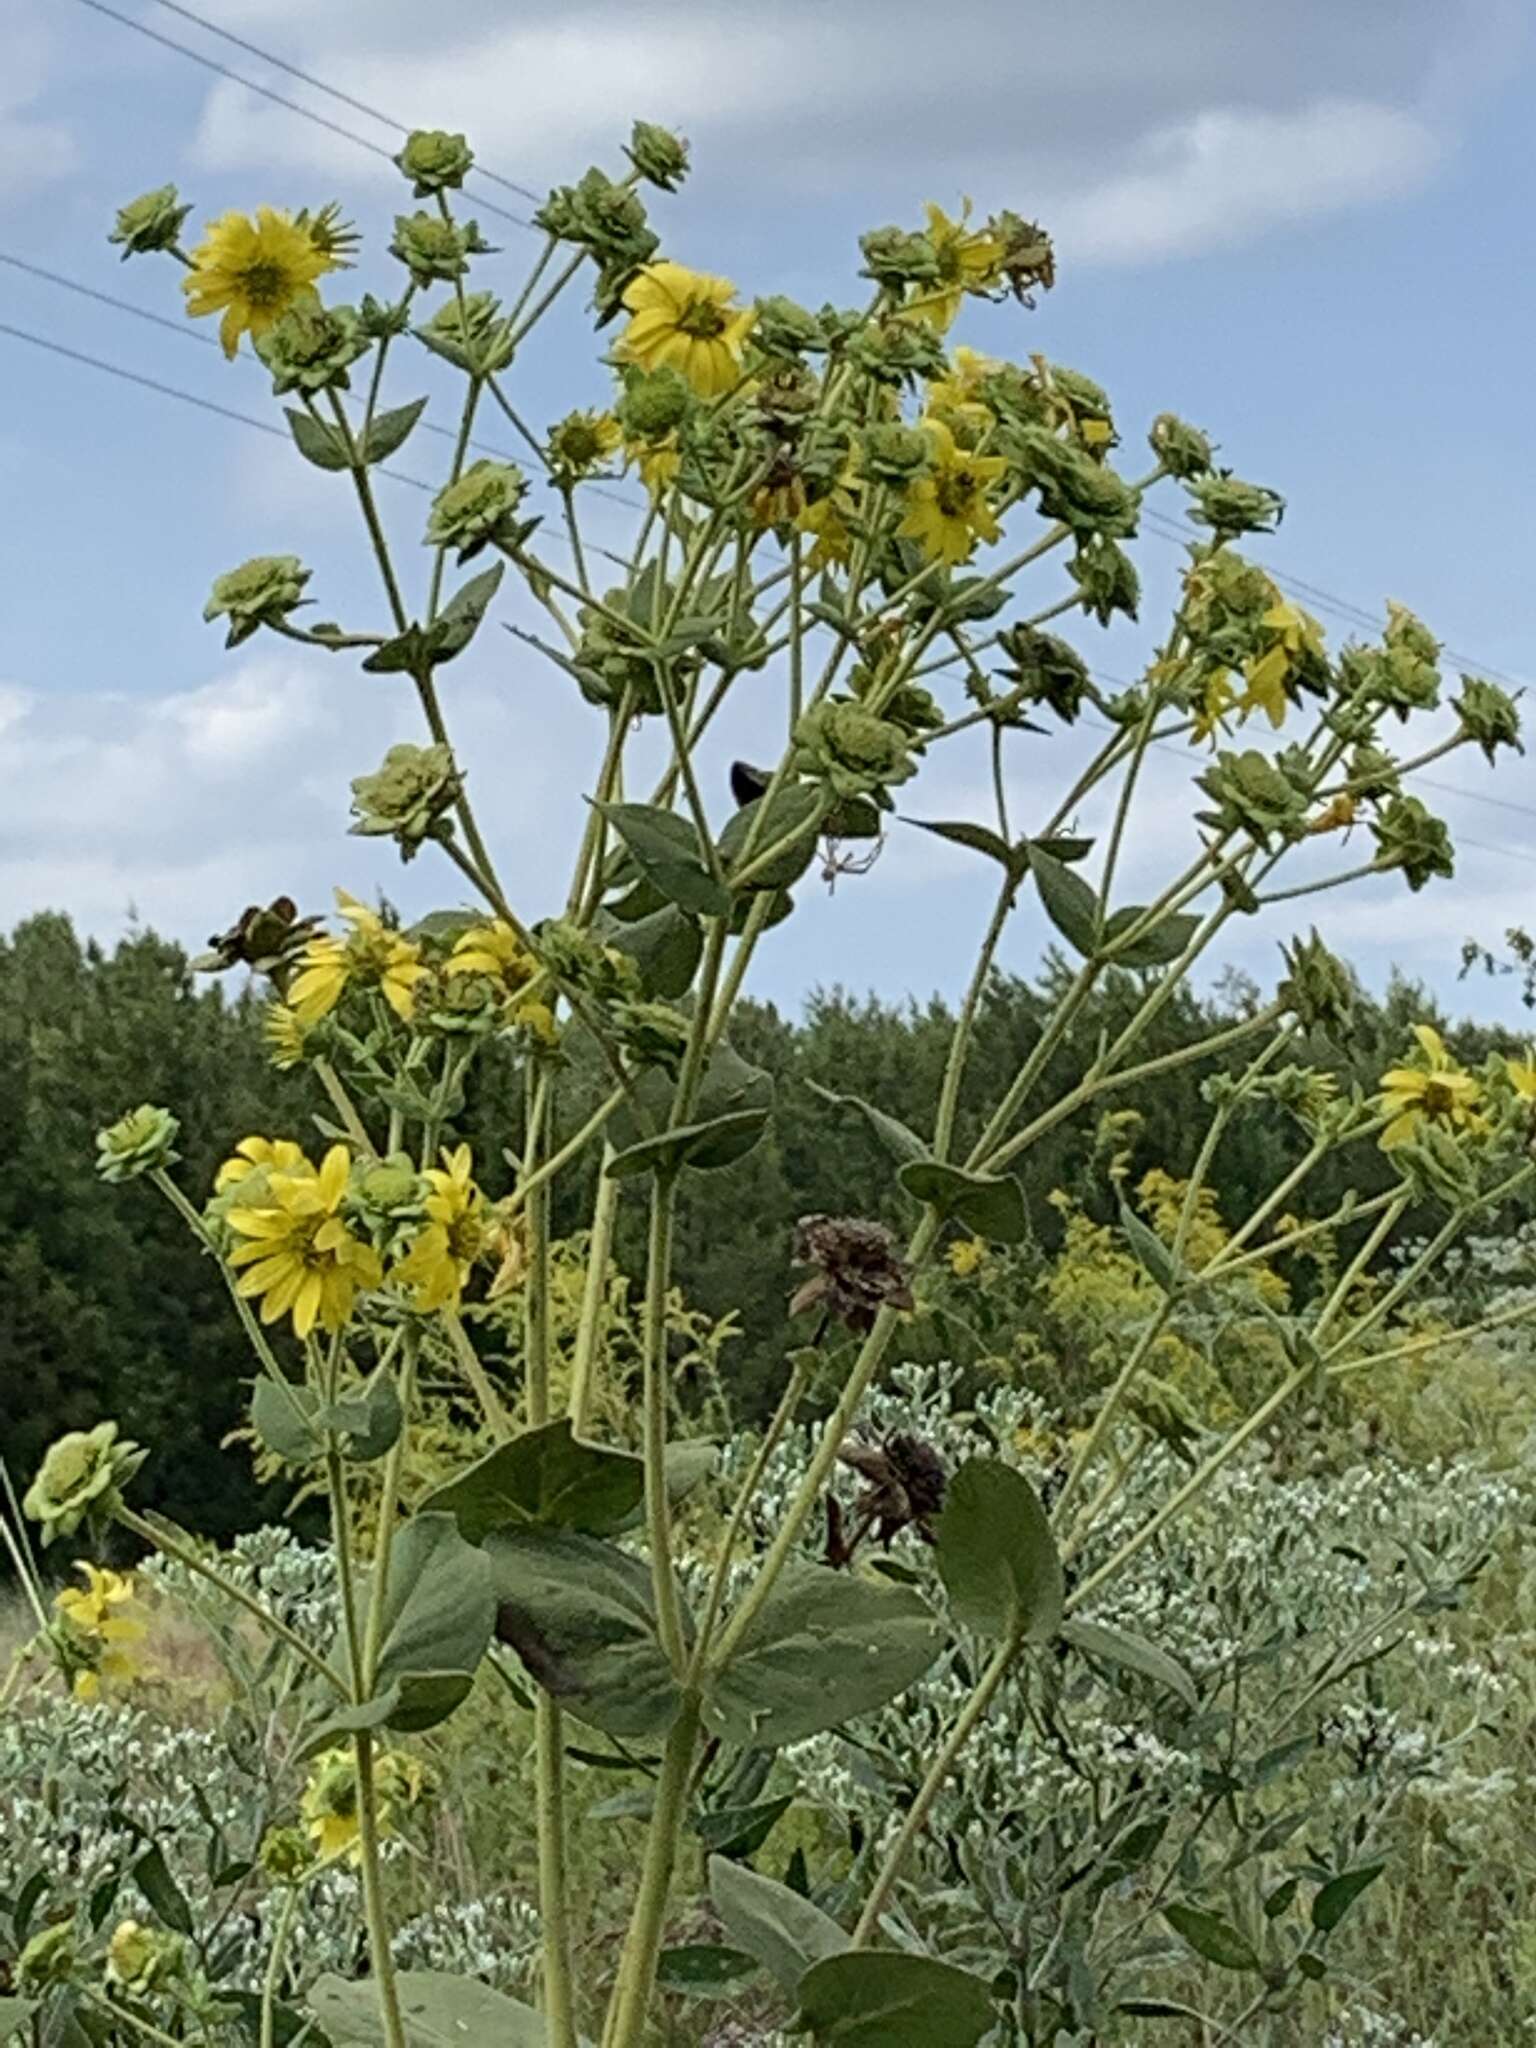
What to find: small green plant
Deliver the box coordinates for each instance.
[10,118,1536,2047]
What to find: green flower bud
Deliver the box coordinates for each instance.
[23,1423,144,1547]
[259,1824,316,1886]
[394,128,475,196]
[1149,412,1216,479]
[615,365,693,440]
[350,743,461,858]
[108,184,192,260]
[389,210,493,286]
[1278,930,1355,1039]
[1454,674,1523,765]
[106,1920,182,1995]
[612,998,690,1074]
[414,289,516,375]
[1070,537,1140,625]
[859,226,940,289]
[751,294,826,358]
[858,421,933,485]
[424,459,529,561]
[1195,747,1309,848]
[19,1922,77,1990]
[254,301,369,396]
[96,1104,180,1184]
[1184,474,1285,539]
[1005,426,1139,537]
[845,320,948,389]
[352,1153,427,1234]
[848,664,942,737]
[204,554,311,648]
[534,169,657,271]
[625,119,691,191]
[360,292,412,341]
[997,625,1091,724]
[537,919,639,1003]
[1371,793,1454,892]
[793,699,918,807]
[1344,740,1400,802]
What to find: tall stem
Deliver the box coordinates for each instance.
[641,1175,687,1669]
[568,1163,620,1434]
[602,1697,701,2048]
[536,1695,580,2048]
[353,1732,408,2048]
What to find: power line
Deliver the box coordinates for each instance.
[146,0,541,205]
[69,0,533,230]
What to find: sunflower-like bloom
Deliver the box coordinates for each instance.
[1240,601,1327,728]
[301,1746,424,1864]
[618,261,754,399]
[392,1144,488,1311]
[1377,1025,1485,1150]
[182,206,338,358]
[55,1563,148,1701]
[898,417,1007,566]
[228,1143,382,1338]
[264,1001,310,1071]
[925,344,997,431]
[287,890,428,1027]
[549,409,623,479]
[905,202,1005,332]
[215,1133,310,1196]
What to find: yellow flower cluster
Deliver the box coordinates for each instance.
[618,260,754,399]
[300,1745,425,1863]
[54,1563,147,1702]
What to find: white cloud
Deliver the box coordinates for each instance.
[1044,99,1441,264]
[0,18,77,206]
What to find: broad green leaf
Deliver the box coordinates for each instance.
[597,802,731,918]
[419,1420,644,1542]
[720,784,825,889]
[1311,1862,1385,1933]
[1060,1618,1198,1709]
[1163,1902,1260,1973]
[362,396,427,465]
[1119,1199,1181,1293]
[284,406,350,470]
[433,562,504,661]
[1033,833,1094,864]
[655,1944,760,1998]
[605,902,703,998]
[1026,841,1100,956]
[297,1678,470,1762]
[898,1159,1027,1243]
[904,816,1025,879]
[344,1512,495,1733]
[325,1369,403,1462]
[485,1528,686,1738]
[132,1843,193,1937]
[310,1969,549,2046]
[708,1854,848,1998]
[806,1081,928,1164]
[703,1563,944,1747]
[936,1459,1063,1644]
[695,1794,793,1857]
[250,1378,321,1463]
[794,1952,997,2047]
[606,1107,769,1179]
[1101,903,1201,969]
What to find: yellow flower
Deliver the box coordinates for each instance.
[392,1144,488,1311]
[618,261,754,399]
[1238,602,1327,729]
[215,1134,310,1194]
[228,1143,382,1337]
[264,1001,309,1071]
[1191,671,1238,745]
[55,1563,147,1701]
[182,206,337,359]
[287,890,428,1027]
[905,201,1005,332]
[1502,1048,1536,1100]
[549,408,623,475]
[898,416,1007,567]
[925,344,997,433]
[447,920,537,993]
[626,432,682,498]
[1378,1024,1485,1150]
[300,1746,424,1864]
[946,1235,988,1278]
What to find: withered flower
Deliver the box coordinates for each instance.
[824,1432,948,1567]
[192,896,325,977]
[789,1214,914,1333]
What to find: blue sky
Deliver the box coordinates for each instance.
[3,0,1535,1026]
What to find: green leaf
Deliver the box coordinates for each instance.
[1032,833,1094,864]
[597,802,732,919]
[1163,1902,1260,1973]
[702,1562,944,1747]
[1311,1862,1385,1933]
[605,903,702,999]
[0,1999,38,2046]
[362,622,434,675]
[250,1378,321,1463]
[1101,903,1201,969]
[310,1969,549,2046]
[1117,2000,1209,2022]
[655,1944,760,1998]
[794,1952,997,2046]
[708,1854,848,1998]
[1060,1618,1198,1709]
[1119,1199,1182,1293]
[252,1373,402,1465]
[297,1678,472,1762]
[695,1794,793,1857]
[606,1108,769,1180]
[284,406,350,470]
[325,1370,404,1462]
[904,817,1019,875]
[132,1843,193,1937]
[719,784,825,889]
[806,1082,928,1164]
[936,1458,1063,1644]
[419,1420,645,1542]
[363,396,427,465]
[897,1159,1027,1243]
[433,561,505,661]
[330,1512,496,1734]
[1026,841,1100,956]
[485,1528,686,1738]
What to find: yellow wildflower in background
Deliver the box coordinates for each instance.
[214,1134,309,1194]
[300,1746,424,1864]
[228,1143,382,1337]
[393,1144,488,1311]
[618,261,754,399]
[898,417,1006,566]
[906,201,1004,331]
[1377,1025,1485,1149]
[946,1235,988,1278]
[287,890,427,1026]
[182,206,337,358]
[1504,1048,1536,1100]
[55,1563,147,1701]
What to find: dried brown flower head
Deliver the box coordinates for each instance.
[824,1431,948,1567]
[789,1214,914,1333]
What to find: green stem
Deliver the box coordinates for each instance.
[315,1058,377,1156]
[641,1175,687,1670]
[933,873,1016,1160]
[259,1884,301,2048]
[602,1697,702,2048]
[444,1309,515,1439]
[568,1163,620,1435]
[535,1694,580,2048]
[354,1731,409,2048]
